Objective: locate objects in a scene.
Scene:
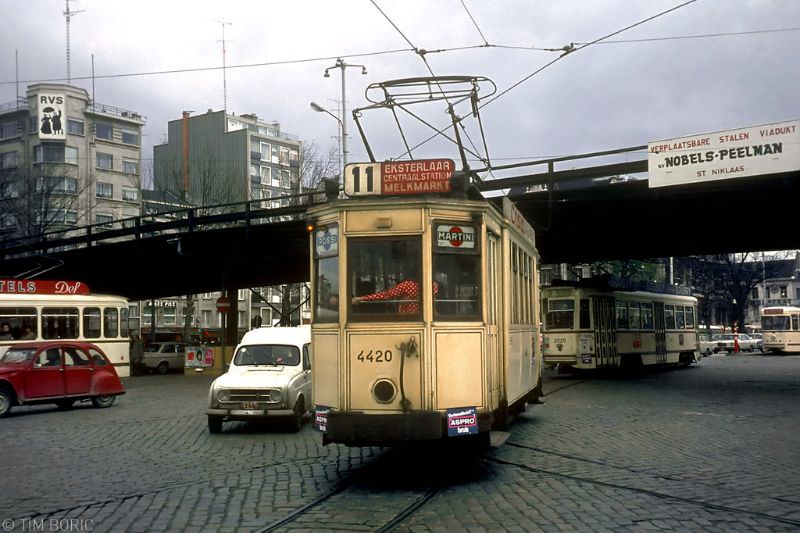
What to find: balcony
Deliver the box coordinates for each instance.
[250,151,262,160]
[88,102,146,124]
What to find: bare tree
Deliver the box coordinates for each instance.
[301,141,339,191]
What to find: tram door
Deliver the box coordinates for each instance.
[653,302,667,358]
[592,296,617,367]
[486,234,501,401]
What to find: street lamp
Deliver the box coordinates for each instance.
[310,101,344,175]
[321,58,368,169]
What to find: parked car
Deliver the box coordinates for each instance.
[206,326,311,434]
[749,333,764,351]
[713,333,757,353]
[141,342,189,374]
[0,341,125,417]
[697,334,716,356]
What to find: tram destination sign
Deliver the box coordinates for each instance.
[344,159,455,197]
[647,119,800,188]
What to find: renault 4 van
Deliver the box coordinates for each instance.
[206,326,311,433]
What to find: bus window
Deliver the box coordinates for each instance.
[349,237,422,322]
[546,299,574,330]
[0,307,37,340]
[83,307,101,338]
[616,301,629,329]
[42,307,79,339]
[629,302,641,330]
[104,308,119,338]
[665,305,676,329]
[579,299,590,329]
[641,303,654,330]
[120,307,129,337]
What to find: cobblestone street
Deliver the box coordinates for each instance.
[2,354,799,532]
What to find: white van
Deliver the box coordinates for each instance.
[206,326,311,433]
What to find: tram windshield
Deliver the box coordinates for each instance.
[349,237,423,321]
[762,315,791,331]
[545,299,574,330]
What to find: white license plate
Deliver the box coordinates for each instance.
[241,401,259,409]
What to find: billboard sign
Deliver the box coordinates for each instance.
[648,120,800,188]
[37,93,66,140]
[344,159,455,196]
[0,279,90,295]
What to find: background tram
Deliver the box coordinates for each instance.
[541,279,698,372]
[0,281,131,376]
[307,176,542,447]
[761,306,800,354]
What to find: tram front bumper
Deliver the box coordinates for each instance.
[323,410,492,446]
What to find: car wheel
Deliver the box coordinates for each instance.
[0,388,13,418]
[208,415,223,434]
[290,397,305,432]
[156,362,169,375]
[91,395,116,408]
[56,399,74,410]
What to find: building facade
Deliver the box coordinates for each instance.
[0,84,144,243]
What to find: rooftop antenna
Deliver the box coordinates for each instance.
[217,20,233,112]
[63,0,85,84]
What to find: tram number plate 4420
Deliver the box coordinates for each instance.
[356,349,393,363]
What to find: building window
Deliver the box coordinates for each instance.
[0,181,19,199]
[95,123,113,140]
[95,213,113,227]
[96,181,113,199]
[0,151,18,169]
[121,129,139,145]
[1,213,16,230]
[34,145,78,164]
[122,159,138,174]
[67,119,84,135]
[281,169,290,188]
[260,142,271,161]
[122,188,138,202]
[0,121,19,139]
[271,144,279,163]
[96,152,113,170]
[37,176,78,194]
[781,286,788,298]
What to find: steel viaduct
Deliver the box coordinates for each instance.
[1,149,798,301]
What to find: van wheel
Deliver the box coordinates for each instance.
[208,415,223,434]
[156,362,169,374]
[290,397,305,432]
[91,395,116,408]
[0,388,13,417]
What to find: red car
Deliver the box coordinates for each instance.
[0,341,125,417]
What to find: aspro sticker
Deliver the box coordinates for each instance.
[314,406,330,432]
[447,407,478,437]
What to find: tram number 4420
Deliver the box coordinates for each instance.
[356,349,393,363]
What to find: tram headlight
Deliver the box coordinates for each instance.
[372,378,397,404]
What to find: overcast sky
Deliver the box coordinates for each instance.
[2,0,799,183]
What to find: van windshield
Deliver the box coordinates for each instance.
[233,344,300,366]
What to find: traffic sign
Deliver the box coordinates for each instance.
[216,296,232,313]
[344,159,455,197]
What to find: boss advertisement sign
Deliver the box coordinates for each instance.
[648,120,800,188]
[436,224,476,249]
[37,93,66,140]
[314,226,338,257]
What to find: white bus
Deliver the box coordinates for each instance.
[0,280,131,376]
[542,280,698,371]
[761,306,800,354]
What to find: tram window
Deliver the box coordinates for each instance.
[104,308,119,338]
[349,237,422,322]
[315,256,340,323]
[675,306,685,329]
[629,302,641,330]
[793,316,799,330]
[83,307,101,338]
[579,299,590,329]
[546,299,574,330]
[641,303,654,330]
[685,306,695,328]
[120,307,129,337]
[0,307,37,340]
[616,301,629,329]
[433,252,481,321]
[42,307,79,339]
[665,305,676,329]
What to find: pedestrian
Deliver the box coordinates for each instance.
[130,333,144,375]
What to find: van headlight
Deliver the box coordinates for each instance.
[217,390,231,402]
[268,390,282,403]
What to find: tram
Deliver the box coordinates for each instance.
[541,279,698,371]
[761,306,800,353]
[0,280,131,376]
[307,163,542,447]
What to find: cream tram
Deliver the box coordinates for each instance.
[761,306,800,353]
[308,163,542,447]
[542,279,698,371]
